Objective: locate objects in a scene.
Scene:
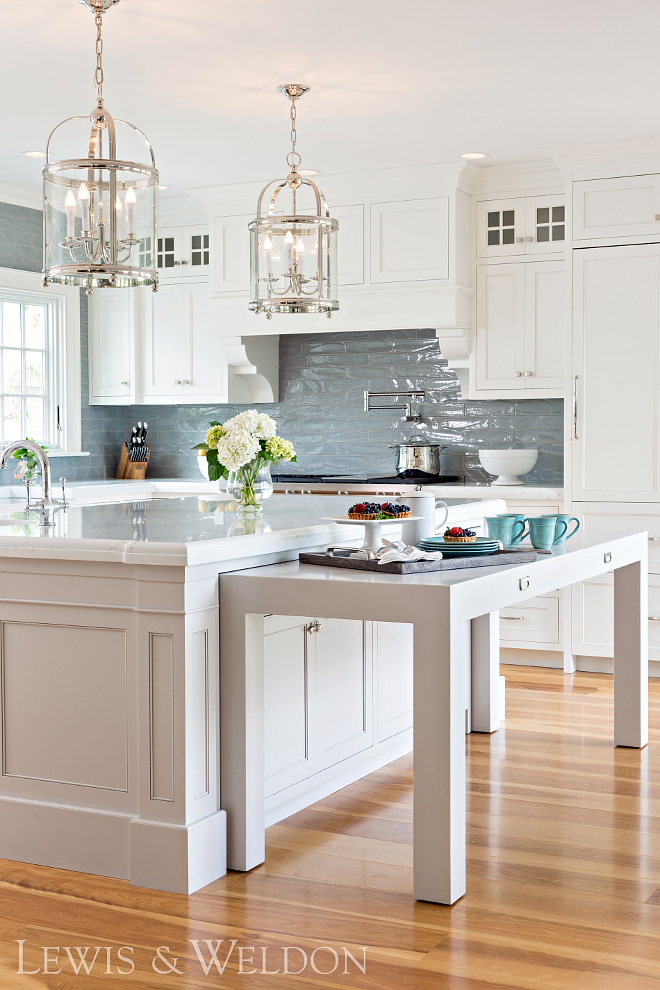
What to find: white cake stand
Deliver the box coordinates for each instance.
[323,516,422,553]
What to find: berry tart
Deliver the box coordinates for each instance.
[443,526,477,543]
[347,501,411,520]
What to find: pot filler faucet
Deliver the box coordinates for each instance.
[0,440,68,525]
[364,389,426,423]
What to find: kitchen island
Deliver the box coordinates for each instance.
[0,484,505,894]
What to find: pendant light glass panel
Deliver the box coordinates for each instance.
[44,142,158,289]
[249,180,338,314]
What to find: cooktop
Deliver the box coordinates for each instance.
[272,473,463,485]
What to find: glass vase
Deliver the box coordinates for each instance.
[226,460,273,516]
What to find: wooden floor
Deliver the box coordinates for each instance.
[3,665,660,988]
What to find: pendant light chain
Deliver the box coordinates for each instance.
[95,12,104,103]
[287,95,301,169]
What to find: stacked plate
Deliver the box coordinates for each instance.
[419,536,500,558]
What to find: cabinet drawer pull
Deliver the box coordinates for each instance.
[515,371,523,377]
[182,379,190,385]
[649,616,660,621]
[573,375,580,440]
[174,379,182,384]
[649,537,660,542]
[525,371,533,377]
[502,616,524,621]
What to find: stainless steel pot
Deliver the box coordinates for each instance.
[389,434,445,478]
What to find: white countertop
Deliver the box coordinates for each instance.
[425,484,563,500]
[0,482,507,567]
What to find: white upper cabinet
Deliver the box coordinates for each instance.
[477,195,565,258]
[572,244,660,501]
[143,282,223,403]
[370,198,449,282]
[331,204,364,285]
[157,224,210,281]
[573,174,660,241]
[88,289,135,404]
[475,260,564,394]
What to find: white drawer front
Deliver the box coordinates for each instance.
[574,574,660,659]
[500,595,559,644]
[579,508,660,572]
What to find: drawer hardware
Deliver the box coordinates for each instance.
[649,617,660,621]
[519,577,530,591]
[515,371,523,377]
[502,616,524,621]
[655,215,660,220]
[649,537,660,542]
[525,371,533,377]
[516,236,523,243]
[307,620,322,635]
[604,552,612,564]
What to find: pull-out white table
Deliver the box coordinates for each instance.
[219,533,648,905]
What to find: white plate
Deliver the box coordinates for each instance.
[323,516,422,525]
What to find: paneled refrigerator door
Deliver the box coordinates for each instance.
[572,244,660,501]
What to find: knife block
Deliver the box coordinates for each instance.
[116,442,151,480]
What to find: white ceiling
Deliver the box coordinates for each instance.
[2,0,660,198]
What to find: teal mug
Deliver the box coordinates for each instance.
[541,513,580,544]
[528,515,567,549]
[496,513,528,543]
[486,515,526,546]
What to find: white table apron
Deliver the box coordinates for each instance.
[219,532,648,905]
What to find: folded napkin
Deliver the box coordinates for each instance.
[351,540,443,565]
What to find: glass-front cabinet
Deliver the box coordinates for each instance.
[156,224,211,280]
[477,195,566,258]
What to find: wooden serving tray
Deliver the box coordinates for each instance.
[299,548,538,574]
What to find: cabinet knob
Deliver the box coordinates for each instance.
[174,380,182,385]
[307,620,322,635]
[121,381,129,385]
[526,236,533,241]
[655,215,660,221]
[174,261,182,265]
[182,379,190,385]
[515,237,523,243]
[525,371,533,377]
[515,372,523,377]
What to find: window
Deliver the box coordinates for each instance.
[0,268,81,453]
[487,209,515,246]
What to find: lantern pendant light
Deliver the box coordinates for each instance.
[249,84,338,318]
[42,0,159,295]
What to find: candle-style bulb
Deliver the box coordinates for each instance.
[125,186,136,208]
[65,190,76,213]
[296,237,305,253]
[284,230,294,245]
[264,235,273,251]
[78,182,90,204]
[115,196,123,215]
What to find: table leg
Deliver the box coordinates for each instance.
[471,612,500,733]
[413,606,467,904]
[613,559,648,748]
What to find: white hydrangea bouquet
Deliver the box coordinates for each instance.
[193,411,296,513]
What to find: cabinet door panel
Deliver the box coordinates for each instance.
[333,204,364,285]
[143,283,183,399]
[89,290,132,399]
[524,261,564,389]
[476,198,525,258]
[376,621,413,742]
[156,226,183,283]
[573,175,660,240]
[370,198,448,282]
[500,595,559,644]
[184,285,226,399]
[476,263,525,390]
[573,246,660,500]
[525,196,566,255]
[182,225,210,278]
[315,619,371,762]
[212,214,251,294]
[264,622,311,793]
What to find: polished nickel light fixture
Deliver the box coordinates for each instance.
[249,84,338,318]
[42,0,158,294]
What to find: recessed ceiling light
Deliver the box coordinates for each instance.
[460,152,489,160]
[158,185,168,190]
[299,169,319,176]
[23,151,46,159]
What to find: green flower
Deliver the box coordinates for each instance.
[264,436,296,461]
[205,424,226,450]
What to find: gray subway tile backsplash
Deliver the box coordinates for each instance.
[0,201,563,487]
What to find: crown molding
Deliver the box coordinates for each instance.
[188,161,479,214]
[541,135,660,176]
[0,183,43,211]
[471,160,564,197]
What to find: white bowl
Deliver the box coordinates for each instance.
[478,449,538,486]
